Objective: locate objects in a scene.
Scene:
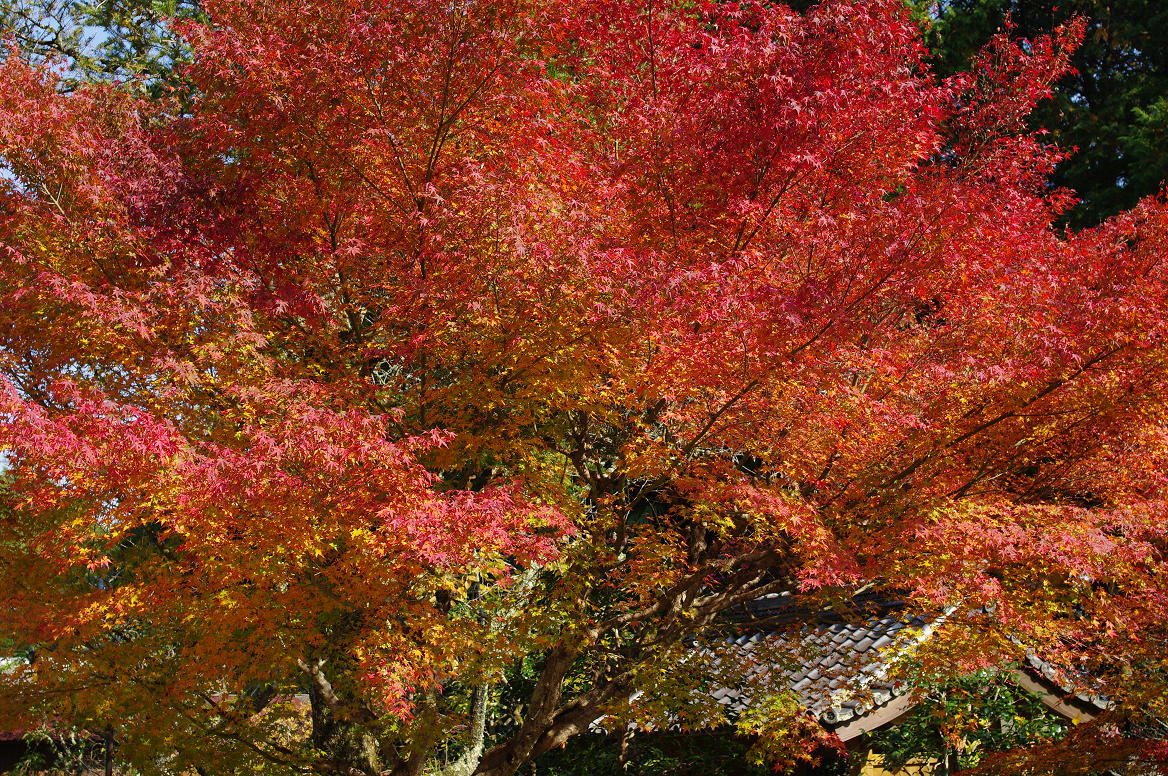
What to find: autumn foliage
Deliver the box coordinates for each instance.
[0,0,1166,773]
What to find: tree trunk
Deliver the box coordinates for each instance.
[104,728,114,776]
[301,657,385,776]
[444,684,491,776]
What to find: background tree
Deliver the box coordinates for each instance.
[0,0,199,90]
[912,0,1168,227]
[1,1,1167,775]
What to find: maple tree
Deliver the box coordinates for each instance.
[1,0,1167,774]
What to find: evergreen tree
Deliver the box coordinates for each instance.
[0,0,199,92]
[914,0,1168,226]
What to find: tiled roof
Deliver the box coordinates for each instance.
[710,594,940,732]
[715,595,1116,739]
[1021,652,1111,714]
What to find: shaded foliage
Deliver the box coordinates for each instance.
[867,669,1069,773]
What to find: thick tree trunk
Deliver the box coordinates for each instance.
[300,658,385,776]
